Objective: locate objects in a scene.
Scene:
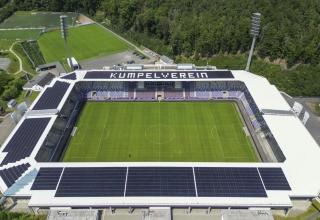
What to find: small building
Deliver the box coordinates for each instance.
[67,57,80,70]
[7,99,17,109]
[159,55,174,65]
[47,209,99,220]
[177,63,195,70]
[23,72,55,91]
[125,64,143,70]
[36,62,66,75]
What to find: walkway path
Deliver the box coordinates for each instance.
[0,27,44,31]
[9,42,23,75]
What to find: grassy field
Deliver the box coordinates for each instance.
[38,24,131,63]
[15,90,39,104]
[0,11,78,28]
[0,29,41,40]
[274,205,319,220]
[63,101,257,162]
[306,102,320,116]
[0,39,14,50]
[12,43,36,74]
[0,50,20,73]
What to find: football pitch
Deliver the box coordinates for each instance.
[38,24,131,63]
[0,11,78,29]
[63,101,258,162]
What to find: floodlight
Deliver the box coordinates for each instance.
[245,12,261,71]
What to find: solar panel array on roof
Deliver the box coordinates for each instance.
[55,167,127,197]
[126,167,196,197]
[1,118,50,165]
[32,81,70,110]
[259,168,291,190]
[30,167,290,198]
[61,73,76,80]
[0,163,30,188]
[194,167,267,197]
[84,70,234,79]
[31,167,63,190]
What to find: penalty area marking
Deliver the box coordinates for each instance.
[95,130,110,158]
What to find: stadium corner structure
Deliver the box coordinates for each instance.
[0,64,319,212]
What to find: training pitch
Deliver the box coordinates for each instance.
[0,11,78,29]
[38,24,131,63]
[63,101,257,162]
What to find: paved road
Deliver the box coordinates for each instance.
[281,93,320,146]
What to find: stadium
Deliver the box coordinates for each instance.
[0,64,319,212]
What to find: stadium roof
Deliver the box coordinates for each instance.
[0,68,319,208]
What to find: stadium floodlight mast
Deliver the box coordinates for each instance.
[60,15,74,71]
[245,12,261,71]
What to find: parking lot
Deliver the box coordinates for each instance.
[80,50,154,70]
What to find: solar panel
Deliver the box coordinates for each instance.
[31,167,63,190]
[195,167,267,197]
[61,73,76,80]
[0,163,30,188]
[259,168,291,190]
[208,71,233,78]
[33,81,70,110]
[55,167,127,197]
[1,118,50,165]
[126,167,196,197]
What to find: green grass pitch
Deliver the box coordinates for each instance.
[0,11,78,29]
[38,24,132,63]
[63,101,258,162]
[0,29,41,40]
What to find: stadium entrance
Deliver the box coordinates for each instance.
[145,82,175,89]
[141,82,183,100]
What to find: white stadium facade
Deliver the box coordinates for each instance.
[0,64,319,212]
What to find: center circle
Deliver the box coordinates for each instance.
[145,125,176,145]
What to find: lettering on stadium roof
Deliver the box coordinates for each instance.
[84,71,234,79]
[110,72,209,79]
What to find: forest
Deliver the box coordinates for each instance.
[0,0,320,96]
[99,0,320,67]
[3,0,318,67]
